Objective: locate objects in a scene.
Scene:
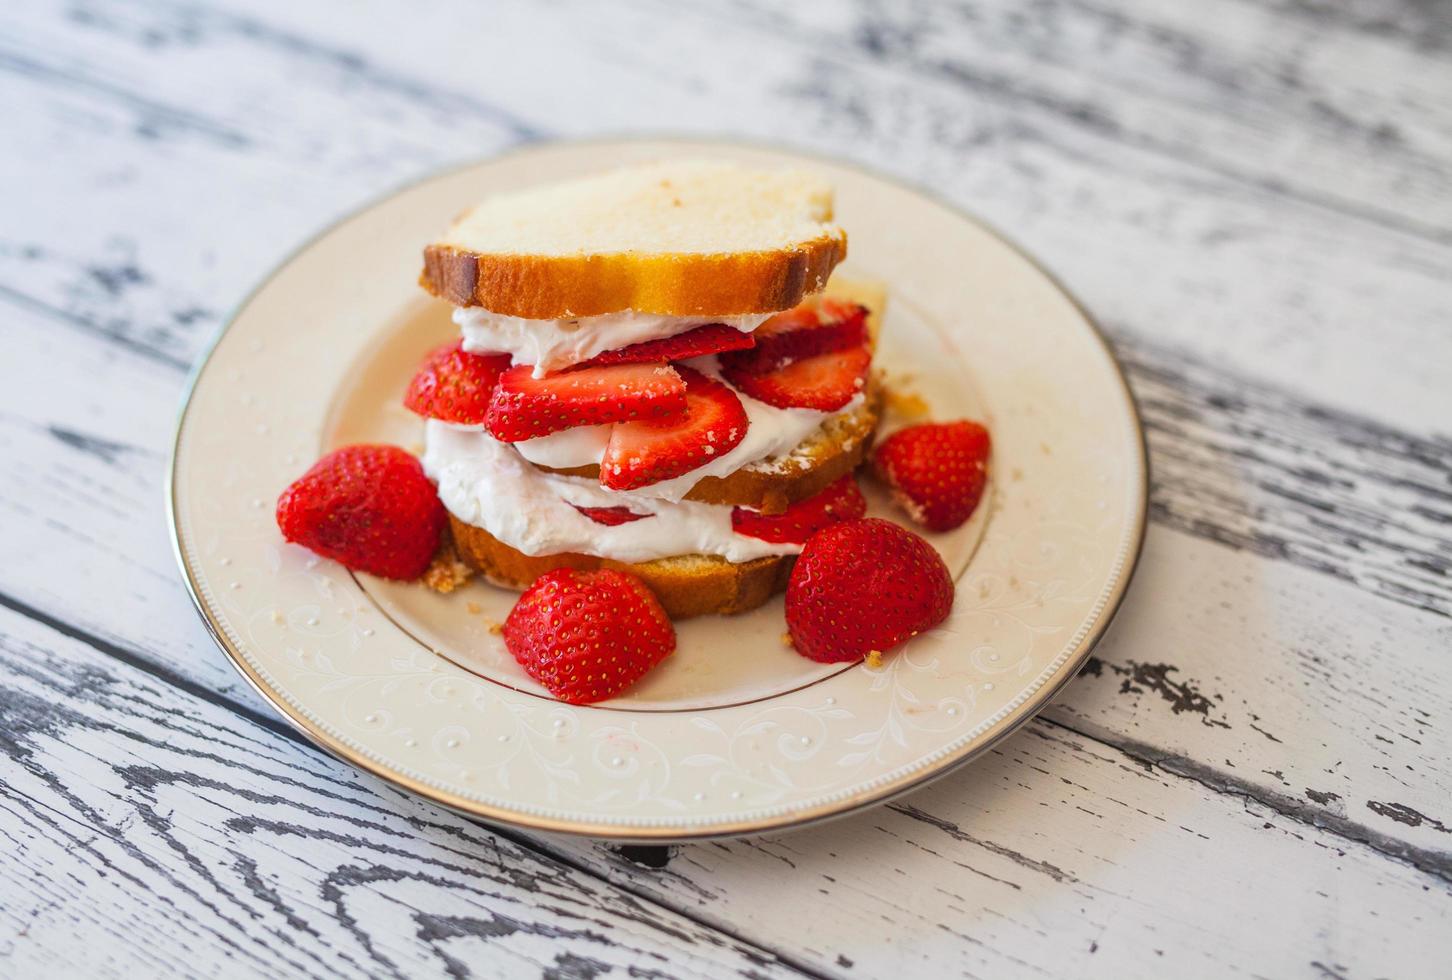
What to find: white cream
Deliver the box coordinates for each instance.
[510,356,863,502]
[423,421,800,564]
[514,423,612,469]
[456,307,771,376]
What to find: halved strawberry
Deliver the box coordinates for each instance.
[873,420,991,531]
[403,340,512,424]
[504,569,675,704]
[601,366,749,490]
[276,445,446,580]
[722,343,871,411]
[786,518,954,663]
[485,363,687,442]
[731,475,867,544]
[582,323,756,367]
[722,300,867,374]
[573,504,651,526]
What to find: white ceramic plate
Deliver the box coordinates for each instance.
[169,139,1147,841]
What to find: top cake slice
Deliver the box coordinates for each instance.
[420,160,847,319]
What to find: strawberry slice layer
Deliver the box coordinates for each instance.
[573,504,651,526]
[485,363,687,442]
[601,366,749,491]
[722,343,871,412]
[731,475,867,544]
[722,300,868,374]
[404,340,512,424]
[583,323,756,367]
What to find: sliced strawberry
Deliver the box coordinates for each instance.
[573,504,651,526]
[722,343,871,411]
[485,363,687,442]
[732,475,867,544]
[723,300,867,374]
[601,366,749,490]
[582,323,756,367]
[403,340,512,424]
[755,304,819,336]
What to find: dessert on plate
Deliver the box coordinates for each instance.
[276,160,991,703]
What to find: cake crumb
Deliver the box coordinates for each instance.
[781,632,795,648]
[865,649,883,669]
[422,543,474,594]
[884,387,930,419]
[270,610,285,625]
[486,619,504,636]
[465,600,482,615]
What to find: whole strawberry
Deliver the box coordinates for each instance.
[873,421,991,532]
[404,340,512,424]
[504,569,675,704]
[276,444,446,580]
[786,518,954,663]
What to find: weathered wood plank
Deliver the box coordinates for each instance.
[1117,333,1452,619]
[718,0,1452,235]
[1048,524,1452,860]
[0,605,814,980]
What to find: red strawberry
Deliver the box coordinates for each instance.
[573,504,651,526]
[731,475,867,544]
[873,421,991,531]
[785,518,954,663]
[275,444,446,580]
[582,323,756,367]
[485,363,687,442]
[723,300,867,374]
[403,340,512,424]
[503,569,675,704]
[601,366,748,490]
[722,344,871,411]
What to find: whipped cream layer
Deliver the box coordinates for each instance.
[511,355,863,503]
[456,307,772,376]
[423,421,800,564]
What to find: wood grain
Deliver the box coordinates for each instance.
[2,0,1451,975]
[1117,333,1452,618]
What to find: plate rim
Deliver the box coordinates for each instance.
[165,135,1150,842]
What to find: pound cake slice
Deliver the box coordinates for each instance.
[421,160,848,318]
[448,518,795,619]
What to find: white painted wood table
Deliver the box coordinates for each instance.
[2,1,1449,976]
